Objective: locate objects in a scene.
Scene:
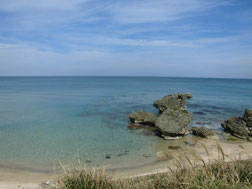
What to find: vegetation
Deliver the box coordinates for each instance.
[56,146,252,189]
[168,145,181,150]
[227,136,239,141]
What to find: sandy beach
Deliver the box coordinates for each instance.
[1,136,252,189]
[115,137,252,178]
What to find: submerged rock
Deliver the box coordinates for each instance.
[155,108,192,138]
[85,160,92,163]
[106,154,111,159]
[117,151,128,157]
[128,123,146,129]
[153,93,192,112]
[221,117,248,139]
[192,126,215,138]
[128,110,157,126]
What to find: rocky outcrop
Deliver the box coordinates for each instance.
[128,93,193,139]
[192,126,215,138]
[153,93,192,113]
[155,109,192,137]
[154,93,193,139]
[221,109,252,139]
[128,110,157,127]
[243,109,252,127]
[221,117,248,139]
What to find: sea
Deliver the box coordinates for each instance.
[0,77,251,170]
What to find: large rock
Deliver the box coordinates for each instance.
[153,93,192,112]
[155,109,192,137]
[192,126,215,138]
[128,110,157,126]
[243,109,252,127]
[221,117,248,139]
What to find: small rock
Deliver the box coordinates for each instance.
[184,141,195,146]
[128,110,157,126]
[191,126,215,138]
[85,160,92,163]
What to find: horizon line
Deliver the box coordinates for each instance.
[0,75,251,80]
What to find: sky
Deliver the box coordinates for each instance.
[0,0,252,78]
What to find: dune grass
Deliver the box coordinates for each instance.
[56,145,252,189]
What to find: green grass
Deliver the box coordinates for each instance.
[227,136,239,141]
[57,168,117,189]
[56,159,252,189]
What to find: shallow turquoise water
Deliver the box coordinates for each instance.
[0,77,251,166]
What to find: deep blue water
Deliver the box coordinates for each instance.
[0,77,251,166]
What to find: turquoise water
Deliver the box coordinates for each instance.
[0,77,252,167]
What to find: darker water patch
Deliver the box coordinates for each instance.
[193,111,206,115]
[201,108,219,114]
[187,103,202,109]
[188,103,242,115]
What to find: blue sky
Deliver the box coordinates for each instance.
[0,0,252,78]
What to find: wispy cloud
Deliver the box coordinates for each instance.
[0,0,251,78]
[0,0,88,11]
[109,0,231,24]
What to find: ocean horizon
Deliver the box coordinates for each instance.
[1,76,252,79]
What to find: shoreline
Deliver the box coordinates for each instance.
[114,138,252,178]
[1,136,252,188]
